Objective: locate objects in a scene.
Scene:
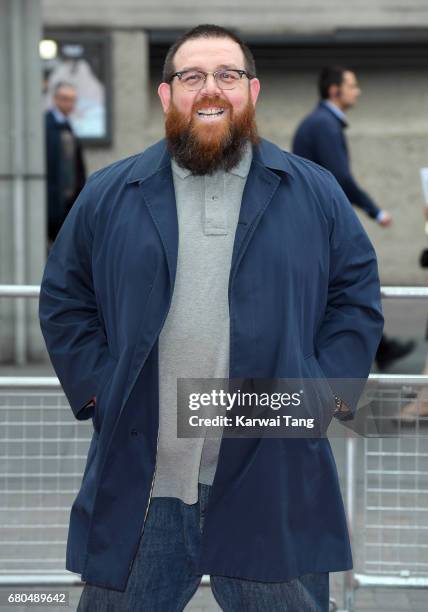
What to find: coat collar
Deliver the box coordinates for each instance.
[126,137,295,184]
[319,100,348,128]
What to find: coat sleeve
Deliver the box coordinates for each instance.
[39,175,117,421]
[315,174,384,412]
[314,124,381,219]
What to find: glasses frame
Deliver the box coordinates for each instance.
[168,68,253,91]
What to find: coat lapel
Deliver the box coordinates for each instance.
[138,165,179,290]
[120,144,179,398]
[128,142,179,291]
[230,158,281,281]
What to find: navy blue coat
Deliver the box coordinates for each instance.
[292,102,380,219]
[39,138,383,591]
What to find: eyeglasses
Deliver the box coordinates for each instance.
[169,69,253,91]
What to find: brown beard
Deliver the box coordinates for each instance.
[165,94,260,175]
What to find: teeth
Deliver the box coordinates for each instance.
[197,108,224,116]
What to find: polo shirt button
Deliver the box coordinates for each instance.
[211,195,218,200]
[130,429,139,436]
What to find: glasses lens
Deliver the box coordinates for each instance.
[181,71,205,90]
[178,70,244,90]
[217,70,241,90]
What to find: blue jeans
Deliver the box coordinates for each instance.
[77,483,329,611]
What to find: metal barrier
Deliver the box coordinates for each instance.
[2,283,428,299]
[0,378,88,585]
[1,285,428,612]
[344,375,428,611]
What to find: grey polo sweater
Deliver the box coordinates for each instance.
[151,142,253,504]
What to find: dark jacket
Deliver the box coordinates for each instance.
[292,101,380,219]
[45,110,86,241]
[39,138,383,590]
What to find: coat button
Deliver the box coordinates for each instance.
[130,429,139,436]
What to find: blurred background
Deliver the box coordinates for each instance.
[2,0,428,361]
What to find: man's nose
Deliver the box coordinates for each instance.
[200,73,222,95]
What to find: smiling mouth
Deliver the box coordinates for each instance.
[197,107,225,118]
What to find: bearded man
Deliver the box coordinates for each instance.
[39,25,383,611]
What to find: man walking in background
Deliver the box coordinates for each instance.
[292,66,414,370]
[45,82,86,245]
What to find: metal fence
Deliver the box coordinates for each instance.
[344,375,428,611]
[0,379,88,586]
[1,285,428,612]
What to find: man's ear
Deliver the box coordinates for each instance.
[249,78,261,106]
[158,83,171,113]
[329,84,340,100]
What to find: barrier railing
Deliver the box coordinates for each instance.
[0,378,84,585]
[2,284,428,299]
[343,375,428,612]
[0,285,428,299]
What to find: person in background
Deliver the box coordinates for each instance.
[292,65,414,371]
[45,82,86,245]
[400,355,428,422]
[400,194,428,422]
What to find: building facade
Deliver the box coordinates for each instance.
[39,2,428,287]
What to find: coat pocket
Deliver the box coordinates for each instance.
[302,353,335,433]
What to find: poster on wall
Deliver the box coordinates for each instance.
[41,31,112,146]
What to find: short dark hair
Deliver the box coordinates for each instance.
[318,66,348,99]
[162,24,256,83]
